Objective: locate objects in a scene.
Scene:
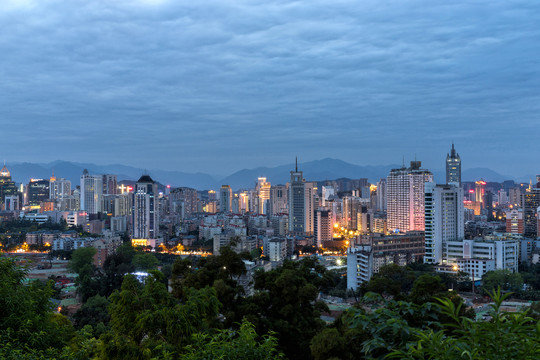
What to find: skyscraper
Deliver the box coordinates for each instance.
[256,177,271,214]
[133,174,159,239]
[80,169,103,215]
[269,184,288,215]
[50,178,71,200]
[103,174,118,195]
[446,143,461,185]
[523,180,540,239]
[288,159,305,235]
[424,182,464,264]
[387,161,433,233]
[27,179,50,206]
[314,208,332,247]
[0,164,19,210]
[304,181,317,235]
[219,185,232,213]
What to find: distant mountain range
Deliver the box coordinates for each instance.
[5,159,533,190]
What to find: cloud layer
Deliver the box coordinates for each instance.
[0,0,538,176]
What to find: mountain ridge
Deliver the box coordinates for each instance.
[4,159,529,190]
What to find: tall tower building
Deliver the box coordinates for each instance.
[0,164,19,210]
[256,177,271,214]
[80,169,103,215]
[103,174,118,195]
[304,181,317,235]
[387,161,433,233]
[424,182,464,264]
[270,184,288,215]
[314,208,332,247]
[27,179,50,206]
[376,179,387,211]
[446,143,461,185]
[288,159,305,235]
[523,180,540,239]
[50,178,71,200]
[133,175,159,239]
[219,185,232,213]
[475,180,486,205]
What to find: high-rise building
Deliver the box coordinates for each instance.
[498,189,508,205]
[50,178,71,200]
[387,161,433,233]
[474,180,486,207]
[522,182,540,239]
[314,208,332,247]
[270,184,288,215]
[80,169,103,215]
[509,187,522,207]
[304,181,317,235]
[342,196,362,230]
[103,174,118,195]
[446,143,461,185]
[133,174,159,239]
[505,208,524,234]
[219,185,232,213]
[424,182,464,264]
[321,186,335,207]
[170,187,198,218]
[376,179,387,211]
[256,177,271,215]
[0,164,19,211]
[27,179,50,206]
[288,160,305,235]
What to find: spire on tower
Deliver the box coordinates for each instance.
[295,156,298,172]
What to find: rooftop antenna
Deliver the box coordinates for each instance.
[402,155,405,167]
[295,156,298,172]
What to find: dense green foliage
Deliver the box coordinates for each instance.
[0,259,74,354]
[2,251,540,359]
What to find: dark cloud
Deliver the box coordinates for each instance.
[0,0,539,176]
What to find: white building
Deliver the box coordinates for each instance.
[50,178,71,200]
[446,238,519,279]
[80,170,103,215]
[267,238,287,262]
[66,211,88,227]
[424,182,464,264]
[133,175,159,240]
[347,246,373,290]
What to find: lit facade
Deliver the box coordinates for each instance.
[387,161,433,233]
[80,169,103,215]
[445,143,461,185]
[133,175,159,239]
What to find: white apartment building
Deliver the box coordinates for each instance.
[424,182,464,264]
[80,170,103,215]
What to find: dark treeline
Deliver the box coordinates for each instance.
[1,246,539,359]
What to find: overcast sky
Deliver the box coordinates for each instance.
[0,0,538,176]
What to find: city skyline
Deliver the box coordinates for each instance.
[1,1,539,175]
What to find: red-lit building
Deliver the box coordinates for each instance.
[505,208,524,234]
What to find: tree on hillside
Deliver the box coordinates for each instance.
[0,258,74,353]
[132,253,159,271]
[482,269,523,293]
[68,247,96,274]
